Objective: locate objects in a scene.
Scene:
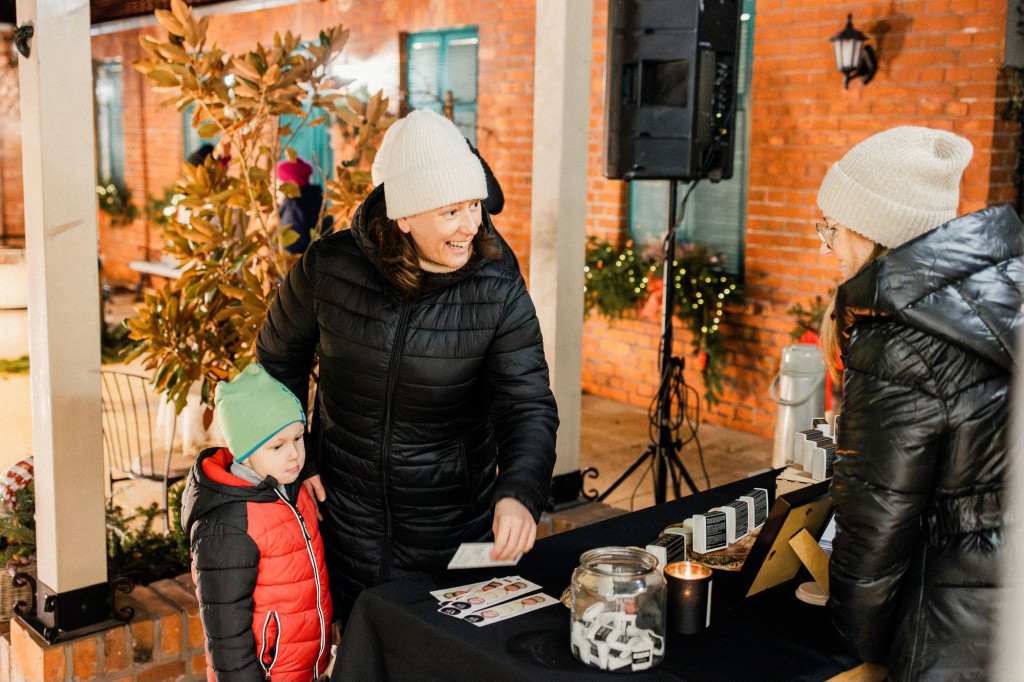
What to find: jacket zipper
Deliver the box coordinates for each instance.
[274,490,328,679]
[259,611,280,679]
[379,300,410,584]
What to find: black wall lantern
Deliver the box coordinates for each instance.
[830,14,876,88]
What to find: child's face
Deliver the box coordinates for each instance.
[243,421,306,484]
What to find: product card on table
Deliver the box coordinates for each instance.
[434,576,554,626]
[437,576,541,613]
[457,592,556,627]
[430,579,498,605]
[446,542,522,569]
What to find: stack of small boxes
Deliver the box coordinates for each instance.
[646,488,770,561]
[791,417,838,482]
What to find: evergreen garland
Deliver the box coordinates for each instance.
[0,481,191,585]
[583,237,741,406]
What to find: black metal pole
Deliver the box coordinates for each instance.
[656,181,697,501]
[596,180,699,505]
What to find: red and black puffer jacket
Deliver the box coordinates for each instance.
[181,447,332,682]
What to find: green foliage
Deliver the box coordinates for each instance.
[96,179,141,227]
[0,484,35,569]
[127,0,391,412]
[102,321,138,364]
[144,187,186,230]
[0,356,29,374]
[106,497,190,585]
[787,293,832,340]
[583,239,656,317]
[0,481,191,586]
[583,237,741,406]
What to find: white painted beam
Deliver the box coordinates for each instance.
[529,0,593,478]
[17,0,106,591]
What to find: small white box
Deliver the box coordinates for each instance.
[810,442,837,481]
[794,429,823,469]
[692,511,728,553]
[739,487,769,530]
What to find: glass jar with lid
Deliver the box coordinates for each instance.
[569,546,666,672]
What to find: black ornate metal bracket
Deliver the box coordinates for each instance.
[13,24,32,59]
[14,573,136,644]
[581,467,600,501]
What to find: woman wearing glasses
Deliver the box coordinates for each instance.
[815,126,1023,681]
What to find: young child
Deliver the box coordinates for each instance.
[181,363,331,682]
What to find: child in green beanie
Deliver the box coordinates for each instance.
[180,363,332,681]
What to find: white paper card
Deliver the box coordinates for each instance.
[458,593,556,626]
[447,542,522,569]
[430,578,497,604]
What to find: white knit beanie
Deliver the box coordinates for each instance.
[380,109,487,219]
[816,126,973,249]
[370,118,404,187]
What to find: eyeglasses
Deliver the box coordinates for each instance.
[815,221,838,250]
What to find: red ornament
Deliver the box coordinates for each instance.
[639,278,664,322]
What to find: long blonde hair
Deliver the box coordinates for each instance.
[819,242,891,386]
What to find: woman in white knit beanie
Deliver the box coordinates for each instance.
[255,108,558,630]
[815,126,1024,681]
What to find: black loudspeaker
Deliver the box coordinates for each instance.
[603,0,742,181]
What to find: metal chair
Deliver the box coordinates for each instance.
[100,369,193,530]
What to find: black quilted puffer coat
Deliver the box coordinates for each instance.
[829,204,1024,681]
[256,185,558,618]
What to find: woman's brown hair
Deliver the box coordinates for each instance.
[371,210,502,296]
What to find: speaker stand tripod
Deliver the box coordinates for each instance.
[598,180,699,504]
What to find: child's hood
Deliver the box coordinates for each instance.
[179,447,296,535]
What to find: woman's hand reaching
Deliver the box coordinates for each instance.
[491,497,537,561]
[303,474,326,521]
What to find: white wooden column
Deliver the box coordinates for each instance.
[529,0,593,484]
[17,0,107,600]
[994,331,1024,676]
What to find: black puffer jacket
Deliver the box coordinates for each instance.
[829,204,1024,681]
[256,185,558,617]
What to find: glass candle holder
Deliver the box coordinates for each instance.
[665,561,713,635]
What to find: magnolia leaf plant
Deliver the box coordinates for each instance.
[125,0,391,411]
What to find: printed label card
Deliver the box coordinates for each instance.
[458,593,557,626]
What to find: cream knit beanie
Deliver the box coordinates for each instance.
[380,109,487,219]
[370,118,404,188]
[816,126,973,249]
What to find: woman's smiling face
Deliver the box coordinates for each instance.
[397,199,482,269]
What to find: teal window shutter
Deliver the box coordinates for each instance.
[406,28,479,144]
[628,3,755,280]
[94,61,125,187]
[280,103,334,186]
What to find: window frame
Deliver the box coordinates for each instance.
[94,59,125,188]
[403,27,480,144]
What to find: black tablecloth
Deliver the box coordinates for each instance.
[333,472,860,681]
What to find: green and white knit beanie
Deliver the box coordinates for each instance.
[214,363,305,463]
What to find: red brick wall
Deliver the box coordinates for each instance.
[0,30,23,247]
[93,30,182,282]
[1,575,207,682]
[90,0,540,283]
[580,0,1019,438]
[68,1,1021,438]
